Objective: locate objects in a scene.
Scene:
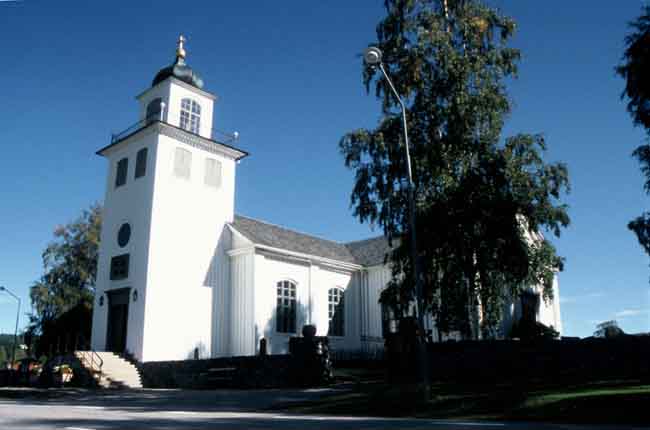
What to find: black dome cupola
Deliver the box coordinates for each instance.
[152,35,204,89]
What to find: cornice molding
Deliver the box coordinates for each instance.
[97,121,248,161]
[159,123,246,160]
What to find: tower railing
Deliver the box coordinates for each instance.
[110,118,239,145]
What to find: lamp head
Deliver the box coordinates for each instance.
[0,286,5,291]
[363,47,383,65]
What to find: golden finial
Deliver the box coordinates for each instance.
[176,35,186,61]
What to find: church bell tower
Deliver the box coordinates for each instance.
[91,36,248,362]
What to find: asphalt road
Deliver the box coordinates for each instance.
[0,388,647,430]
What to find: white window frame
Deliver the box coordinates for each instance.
[328,287,345,337]
[180,98,201,134]
[276,280,297,334]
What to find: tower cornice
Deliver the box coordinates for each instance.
[96,121,248,161]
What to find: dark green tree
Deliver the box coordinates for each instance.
[593,320,625,339]
[340,0,569,338]
[617,6,650,259]
[28,204,101,349]
[0,334,26,364]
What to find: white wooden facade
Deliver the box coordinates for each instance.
[90,40,562,362]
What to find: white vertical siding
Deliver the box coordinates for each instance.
[361,265,391,353]
[538,275,562,334]
[211,227,232,357]
[230,251,255,356]
[311,265,357,352]
[553,277,562,334]
[252,254,309,354]
[141,130,236,362]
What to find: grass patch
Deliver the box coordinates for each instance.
[512,383,650,425]
[286,372,650,425]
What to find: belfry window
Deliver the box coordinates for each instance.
[180,98,201,134]
[145,98,163,123]
[276,280,297,333]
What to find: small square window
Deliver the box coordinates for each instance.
[110,254,130,280]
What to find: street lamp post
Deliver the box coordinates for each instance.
[0,286,21,369]
[363,47,425,334]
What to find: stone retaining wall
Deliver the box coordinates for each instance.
[141,354,293,389]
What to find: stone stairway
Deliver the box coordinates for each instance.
[75,351,143,389]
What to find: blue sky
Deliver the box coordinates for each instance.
[0,1,649,338]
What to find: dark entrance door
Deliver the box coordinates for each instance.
[106,288,130,353]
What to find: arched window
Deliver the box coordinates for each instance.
[328,287,345,337]
[180,98,201,134]
[276,280,296,333]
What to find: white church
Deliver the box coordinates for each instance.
[90,37,562,363]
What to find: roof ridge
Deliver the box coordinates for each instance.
[344,235,388,247]
[232,214,392,266]
[234,214,350,247]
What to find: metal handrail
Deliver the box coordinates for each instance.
[110,117,239,145]
[111,118,152,143]
[78,350,103,374]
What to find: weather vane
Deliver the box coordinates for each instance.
[176,35,186,61]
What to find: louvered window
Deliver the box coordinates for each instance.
[174,147,192,179]
[204,158,222,188]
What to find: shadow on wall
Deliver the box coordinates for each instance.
[499,290,543,338]
[203,225,232,357]
[252,276,351,356]
[258,297,345,355]
[258,301,311,355]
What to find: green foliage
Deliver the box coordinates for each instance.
[0,334,27,364]
[593,320,625,338]
[34,303,93,357]
[509,320,559,341]
[340,0,569,337]
[617,7,650,270]
[617,6,650,130]
[28,204,101,343]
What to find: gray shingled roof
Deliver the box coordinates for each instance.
[230,215,392,267]
[345,236,394,267]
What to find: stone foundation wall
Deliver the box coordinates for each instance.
[141,354,292,389]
